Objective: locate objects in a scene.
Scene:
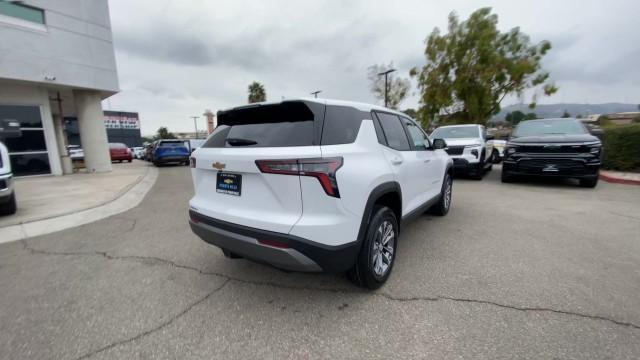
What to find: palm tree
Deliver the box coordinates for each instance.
[248,82,266,103]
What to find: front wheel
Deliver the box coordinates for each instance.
[0,193,17,216]
[348,206,398,290]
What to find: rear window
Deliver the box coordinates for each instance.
[159,141,187,148]
[203,102,316,148]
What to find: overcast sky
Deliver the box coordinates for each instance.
[105,0,640,135]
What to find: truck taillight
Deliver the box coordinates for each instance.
[255,157,343,198]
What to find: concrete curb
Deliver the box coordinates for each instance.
[0,166,158,244]
[600,171,640,186]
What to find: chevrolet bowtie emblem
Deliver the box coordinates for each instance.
[212,162,226,170]
[224,179,233,184]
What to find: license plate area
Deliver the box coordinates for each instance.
[216,172,242,196]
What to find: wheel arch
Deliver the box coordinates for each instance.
[356,181,402,246]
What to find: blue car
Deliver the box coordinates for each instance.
[152,140,190,166]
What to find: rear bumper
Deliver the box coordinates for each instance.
[189,210,360,273]
[155,155,188,163]
[503,157,600,178]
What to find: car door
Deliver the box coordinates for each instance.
[401,117,443,201]
[374,112,427,216]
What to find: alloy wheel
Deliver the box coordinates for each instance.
[372,220,395,277]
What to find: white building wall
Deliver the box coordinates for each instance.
[0,0,119,93]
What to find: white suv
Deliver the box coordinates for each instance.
[188,99,453,289]
[0,141,16,215]
[430,124,494,179]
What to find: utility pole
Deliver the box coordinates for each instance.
[310,90,322,98]
[377,68,396,108]
[190,116,199,139]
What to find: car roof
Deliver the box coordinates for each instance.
[219,98,409,118]
[434,124,481,129]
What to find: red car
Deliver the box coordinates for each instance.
[109,143,133,162]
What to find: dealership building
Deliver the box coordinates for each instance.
[0,1,119,176]
[66,111,142,148]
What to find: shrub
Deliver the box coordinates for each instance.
[602,124,640,171]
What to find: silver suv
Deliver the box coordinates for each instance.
[0,141,16,215]
[430,124,494,179]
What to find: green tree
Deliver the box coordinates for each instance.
[562,110,571,118]
[524,112,538,120]
[505,110,526,126]
[156,126,176,139]
[367,63,411,109]
[411,8,557,125]
[402,108,417,118]
[248,81,266,103]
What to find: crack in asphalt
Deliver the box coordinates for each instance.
[18,239,640,359]
[74,279,230,360]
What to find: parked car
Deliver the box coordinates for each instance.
[488,139,507,163]
[152,139,190,166]
[430,124,494,179]
[131,146,146,159]
[109,143,133,162]
[67,144,84,161]
[0,141,16,215]
[188,99,453,289]
[502,118,602,187]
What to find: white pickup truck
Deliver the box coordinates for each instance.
[430,124,494,179]
[0,141,16,215]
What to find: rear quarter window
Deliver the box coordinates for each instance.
[321,105,369,145]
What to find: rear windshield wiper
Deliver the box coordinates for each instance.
[226,137,257,146]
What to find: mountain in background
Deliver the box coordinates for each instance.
[491,103,639,123]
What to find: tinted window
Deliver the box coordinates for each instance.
[159,141,187,148]
[0,2,45,24]
[321,105,368,145]
[0,105,42,128]
[376,113,410,151]
[402,118,429,150]
[431,126,479,139]
[203,102,316,148]
[513,119,588,137]
[10,153,51,176]
[4,129,46,152]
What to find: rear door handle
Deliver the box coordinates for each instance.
[423,159,431,163]
[390,157,403,165]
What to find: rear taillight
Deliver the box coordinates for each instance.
[190,157,196,168]
[255,157,343,197]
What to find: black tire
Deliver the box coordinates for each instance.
[429,172,452,216]
[128,159,132,163]
[491,149,500,164]
[579,176,599,188]
[501,169,515,183]
[348,205,398,290]
[0,193,17,216]
[153,161,161,167]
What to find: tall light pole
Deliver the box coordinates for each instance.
[190,116,199,139]
[310,90,322,98]
[377,68,396,108]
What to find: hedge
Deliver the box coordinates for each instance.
[602,124,640,171]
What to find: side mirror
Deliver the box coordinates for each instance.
[486,134,495,141]
[432,138,447,150]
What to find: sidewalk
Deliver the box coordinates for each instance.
[0,161,158,243]
[600,170,640,185]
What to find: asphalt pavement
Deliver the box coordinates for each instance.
[1,165,639,359]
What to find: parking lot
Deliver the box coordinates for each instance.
[1,164,639,359]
